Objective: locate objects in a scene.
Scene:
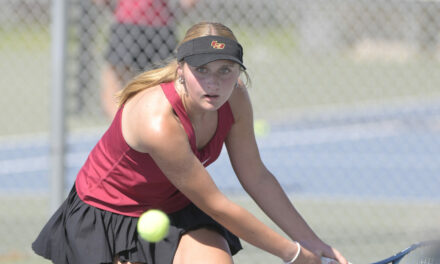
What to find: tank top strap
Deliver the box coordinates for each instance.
[161,82,197,153]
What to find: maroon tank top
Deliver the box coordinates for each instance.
[76,82,235,216]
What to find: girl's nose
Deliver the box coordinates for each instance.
[206,73,221,87]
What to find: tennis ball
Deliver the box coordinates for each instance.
[137,209,170,243]
[254,119,270,137]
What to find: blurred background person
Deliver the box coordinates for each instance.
[97,0,198,118]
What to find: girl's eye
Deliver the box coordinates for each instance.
[219,67,231,74]
[196,66,207,73]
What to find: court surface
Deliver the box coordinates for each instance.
[1,101,440,263]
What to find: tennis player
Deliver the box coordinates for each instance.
[32,22,349,264]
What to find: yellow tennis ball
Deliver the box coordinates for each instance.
[137,209,170,243]
[254,119,270,137]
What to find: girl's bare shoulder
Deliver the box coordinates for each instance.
[121,85,188,153]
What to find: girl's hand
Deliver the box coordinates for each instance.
[300,239,350,264]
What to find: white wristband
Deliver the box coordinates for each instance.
[283,241,301,264]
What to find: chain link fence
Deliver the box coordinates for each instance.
[1,0,440,263]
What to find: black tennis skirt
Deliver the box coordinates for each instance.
[32,185,242,264]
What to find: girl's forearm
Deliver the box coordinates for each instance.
[202,196,299,262]
[243,171,321,243]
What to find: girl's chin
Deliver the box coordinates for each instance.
[200,100,223,111]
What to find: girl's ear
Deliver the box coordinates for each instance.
[177,62,184,77]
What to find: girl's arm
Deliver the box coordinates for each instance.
[225,85,348,264]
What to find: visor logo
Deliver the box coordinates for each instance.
[211,40,225,49]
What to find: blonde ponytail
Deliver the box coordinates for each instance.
[116,61,178,107]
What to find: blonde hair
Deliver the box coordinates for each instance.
[116,22,249,107]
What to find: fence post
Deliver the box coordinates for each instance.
[50,0,68,214]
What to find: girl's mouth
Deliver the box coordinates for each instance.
[204,94,219,99]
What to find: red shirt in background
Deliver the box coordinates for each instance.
[114,0,173,26]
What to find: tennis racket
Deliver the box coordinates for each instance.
[321,240,440,264]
